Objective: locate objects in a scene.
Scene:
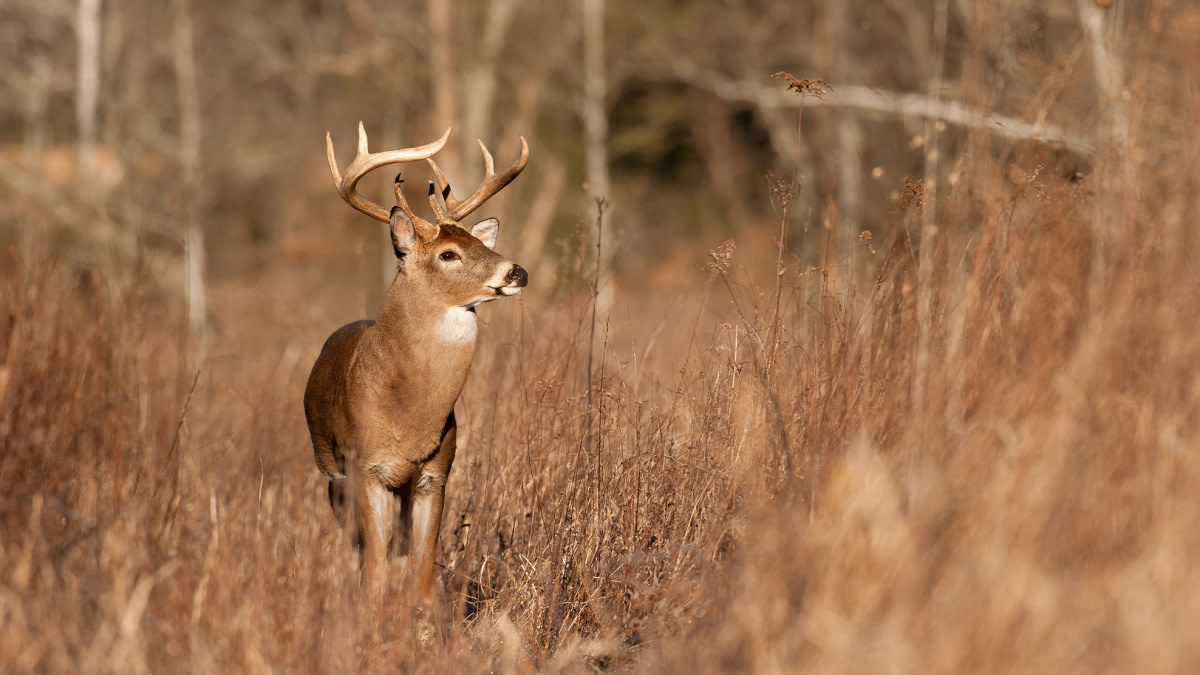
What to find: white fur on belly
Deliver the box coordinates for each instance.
[436,306,478,343]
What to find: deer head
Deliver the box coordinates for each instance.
[325,122,529,309]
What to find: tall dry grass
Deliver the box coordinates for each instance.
[5,26,1200,675]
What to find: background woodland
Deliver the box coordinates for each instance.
[3,1,1200,673]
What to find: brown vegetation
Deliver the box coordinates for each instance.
[3,1,1200,673]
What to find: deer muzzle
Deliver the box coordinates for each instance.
[494,264,527,296]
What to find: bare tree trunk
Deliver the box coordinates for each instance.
[686,90,744,222]
[76,0,101,187]
[24,15,54,168]
[428,0,460,177]
[9,14,54,237]
[172,0,206,343]
[1076,0,1127,269]
[582,0,609,205]
[502,13,580,279]
[517,155,567,271]
[1077,0,1127,151]
[1,9,69,225]
[582,0,612,310]
[828,0,862,238]
[462,0,519,181]
[912,0,950,421]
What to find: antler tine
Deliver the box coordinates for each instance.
[426,180,452,224]
[426,135,530,222]
[393,174,417,221]
[391,174,442,240]
[426,156,453,206]
[326,122,452,223]
[478,138,497,176]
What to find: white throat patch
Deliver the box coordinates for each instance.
[435,306,478,343]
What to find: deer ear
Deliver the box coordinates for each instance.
[470,218,500,250]
[390,206,417,259]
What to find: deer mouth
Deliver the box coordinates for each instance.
[460,285,517,307]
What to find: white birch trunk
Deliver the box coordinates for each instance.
[583,0,612,311]
[172,0,206,342]
[76,0,100,187]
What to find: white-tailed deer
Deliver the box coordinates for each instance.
[304,123,528,604]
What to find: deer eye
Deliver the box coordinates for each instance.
[438,250,460,262]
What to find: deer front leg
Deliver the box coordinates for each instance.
[356,474,394,594]
[409,472,448,605]
[409,419,457,604]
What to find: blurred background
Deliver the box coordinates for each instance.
[0,0,1123,330]
[6,2,1200,672]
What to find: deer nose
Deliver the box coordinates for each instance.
[506,264,528,287]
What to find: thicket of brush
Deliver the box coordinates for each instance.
[5,47,1200,675]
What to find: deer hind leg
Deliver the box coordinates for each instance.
[326,468,353,534]
[327,476,355,546]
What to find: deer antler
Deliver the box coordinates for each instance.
[326,121,451,227]
[426,136,529,222]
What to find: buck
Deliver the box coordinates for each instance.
[304,123,528,604]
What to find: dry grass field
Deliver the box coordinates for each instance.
[4,3,1200,674]
[6,141,1200,673]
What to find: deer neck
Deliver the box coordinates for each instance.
[361,272,479,391]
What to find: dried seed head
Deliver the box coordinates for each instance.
[771,72,831,101]
[708,239,736,272]
[898,178,927,212]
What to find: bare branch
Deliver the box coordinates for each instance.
[673,61,1098,156]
